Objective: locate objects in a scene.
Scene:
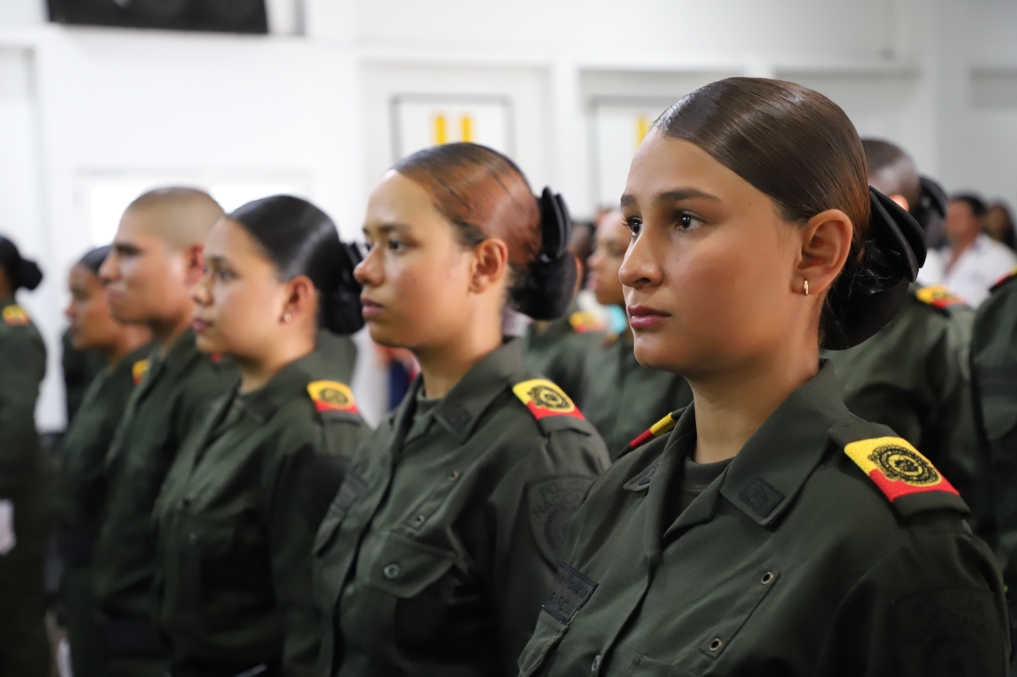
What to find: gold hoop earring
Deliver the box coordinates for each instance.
[803,280,809,296]
[283,313,292,323]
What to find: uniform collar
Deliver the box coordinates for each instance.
[402,337,530,443]
[234,341,336,423]
[156,328,204,375]
[718,360,850,526]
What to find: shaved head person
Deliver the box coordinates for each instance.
[93,188,238,677]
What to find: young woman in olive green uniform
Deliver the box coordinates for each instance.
[0,236,50,676]
[517,79,1008,677]
[57,246,153,677]
[583,210,692,456]
[152,196,369,677]
[313,144,610,677]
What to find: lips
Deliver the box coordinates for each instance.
[627,304,669,330]
[361,297,383,320]
[192,318,212,333]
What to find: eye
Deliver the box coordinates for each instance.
[624,217,642,238]
[677,212,702,231]
[387,238,406,252]
[216,269,234,281]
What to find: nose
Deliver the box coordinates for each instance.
[99,252,118,283]
[190,271,212,306]
[354,247,382,287]
[619,228,660,290]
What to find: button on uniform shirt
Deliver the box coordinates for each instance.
[93,329,238,621]
[523,304,605,403]
[517,362,1009,677]
[0,297,51,676]
[56,342,151,677]
[154,344,368,676]
[972,269,1017,592]
[582,334,693,458]
[940,233,1017,307]
[823,283,990,537]
[313,339,610,677]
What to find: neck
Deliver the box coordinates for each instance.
[150,305,195,355]
[102,327,152,368]
[414,319,502,400]
[237,334,315,394]
[688,335,819,465]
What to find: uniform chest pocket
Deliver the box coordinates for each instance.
[517,610,569,677]
[360,531,456,599]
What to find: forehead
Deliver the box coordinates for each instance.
[68,264,98,286]
[365,171,443,227]
[624,131,752,201]
[116,208,171,249]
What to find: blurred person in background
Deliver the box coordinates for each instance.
[985,201,1017,251]
[582,208,692,457]
[940,193,1017,306]
[93,188,238,677]
[0,235,50,676]
[824,139,991,539]
[62,328,106,425]
[56,245,153,677]
[313,143,609,677]
[153,196,368,677]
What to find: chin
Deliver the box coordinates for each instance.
[193,334,224,355]
[631,333,687,373]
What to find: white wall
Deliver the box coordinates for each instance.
[1,0,1016,429]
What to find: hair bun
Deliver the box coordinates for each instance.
[17,257,42,291]
[511,188,577,320]
[823,188,927,350]
[322,242,365,335]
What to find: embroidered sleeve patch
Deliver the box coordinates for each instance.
[513,379,584,421]
[307,380,358,414]
[627,411,678,452]
[915,285,965,309]
[528,475,596,565]
[2,305,29,326]
[845,436,959,502]
[132,359,150,385]
[568,311,604,334]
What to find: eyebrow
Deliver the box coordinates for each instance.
[620,187,720,207]
[206,254,231,267]
[363,222,413,237]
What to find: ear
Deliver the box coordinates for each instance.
[469,238,509,294]
[281,274,317,323]
[796,209,853,298]
[181,243,206,286]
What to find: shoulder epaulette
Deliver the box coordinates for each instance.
[914,285,966,311]
[990,266,1017,293]
[568,311,605,334]
[132,359,150,385]
[844,435,961,505]
[308,380,359,415]
[2,305,29,326]
[624,411,679,455]
[512,378,584,422]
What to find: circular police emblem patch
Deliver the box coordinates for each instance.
[868,445,940,486]
[527,384,571,411]
[320,387,350,406]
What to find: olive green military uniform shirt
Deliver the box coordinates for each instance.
[62,328,107,425]
[523,304,605,402]
[313,339,610,677]
[972,270,1017,590]
[93,329,238,626]
[582,333,693,458]
[56,343,150,677]
[154,344,367,676]
[518,362,1008,677]
[823,283,990,536]
[0,297,51,677]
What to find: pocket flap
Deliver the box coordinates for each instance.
[361,531,456,598]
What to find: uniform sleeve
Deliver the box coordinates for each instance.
[0,332,46,497]
[812,522,1009,677]
[264,425,335,677]
[484,427,608,677]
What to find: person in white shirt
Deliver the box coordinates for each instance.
[940,194,1017,306]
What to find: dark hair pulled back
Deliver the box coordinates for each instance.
[0,235,43,293]
[654,77,925,349]
[228,195,364,335]
[78,245,111,275]
[394,143,576,320]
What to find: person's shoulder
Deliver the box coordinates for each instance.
[505,376,601,439]
[0,303,43,342]
[987,266,1017,297]
[909,284,972,319]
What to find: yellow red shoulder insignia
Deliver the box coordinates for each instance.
[844,436,959,502]
[991,266,1017,292]
[626,411,679,453]
[132,359,150,385]
[513,379,584,421]
[915,285,965,310]
[308,380,358,415]
[2,305,29,326]
[568,311,605,334]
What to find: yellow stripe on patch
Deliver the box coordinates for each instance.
[513,379,584,421]
[2,305,29,326]
[132,359,150,385]
[844,436,958,502]
[308,380,358,414]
